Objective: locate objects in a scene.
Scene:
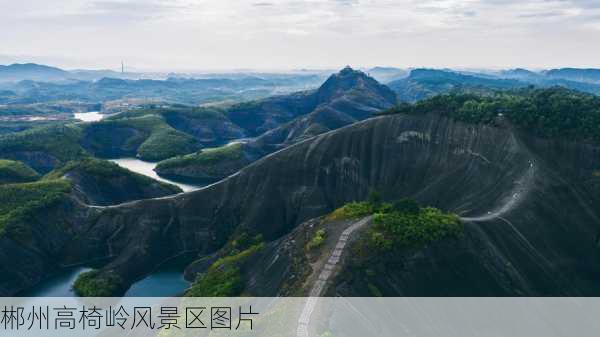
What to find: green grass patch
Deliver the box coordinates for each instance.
[0,159,40,184]
[73,270,124,297]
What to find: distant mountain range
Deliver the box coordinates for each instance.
[0,63,69,82]
[0,66,329,107]
[388,68,600,102]
[2,63,600,108]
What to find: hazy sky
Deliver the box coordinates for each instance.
[1,0,600,71]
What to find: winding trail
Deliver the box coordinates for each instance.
[297,216,372,337]
[460,160,536,222]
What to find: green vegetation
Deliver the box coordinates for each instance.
[306,229,327,250]
[332,197,463,296]
[186,234,264,297]
[0,159,40,184]
[388,87,600,142]
[367,206,462,252]
[0,179,72,239]
[156,143,244,170]
[328,196,461,253]
[326,201,374,221]
[73,270,124,297]
[105,105,225,121]
[85,114,199,161]
[0,124,85,166]
[136,128,198,161]
[45,157,182,193]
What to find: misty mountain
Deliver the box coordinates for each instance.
[390,68,600,103]
[365,66,409,83]
[544,68,600,84]
[0,63,69,83]
[389,68,528,102]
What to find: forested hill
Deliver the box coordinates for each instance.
[386,87,600,143]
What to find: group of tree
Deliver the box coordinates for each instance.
[387,87,600,142]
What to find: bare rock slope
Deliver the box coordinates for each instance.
[3,112,600,296]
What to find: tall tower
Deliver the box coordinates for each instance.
[121,61,124,74]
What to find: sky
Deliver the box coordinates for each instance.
[1,0,600,71]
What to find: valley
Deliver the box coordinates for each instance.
[2,65,600,298]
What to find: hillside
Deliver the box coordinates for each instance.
[2,96,600,296]
[390,68,600,102]
[0,160,40,184]
[0,67,381,174]
[46,158,181,205]
[81,114,200,161]
[0,63,69,83]
[0,124,87,173]
[0,68,325,106]
[155,67,397,182]
[389,87,600,142]
[389,68,528,102]
[545,68,600,83]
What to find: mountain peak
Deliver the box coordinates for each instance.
[316,66,396,104]
[339,65,357,75]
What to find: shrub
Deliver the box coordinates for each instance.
[326,201,373,221]
[186,243,264,297]
[368,207,462,252]
[367,190,382,207]
[73,270,124,297]
[307,229,326,250]
[392,198,420,214]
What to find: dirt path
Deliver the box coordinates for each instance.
[297,216,371,337]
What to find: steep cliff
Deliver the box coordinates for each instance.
[3,111,600,296]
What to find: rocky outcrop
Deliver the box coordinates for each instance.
[4,112,600,296]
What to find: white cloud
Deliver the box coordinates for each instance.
[1,0,599,70]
